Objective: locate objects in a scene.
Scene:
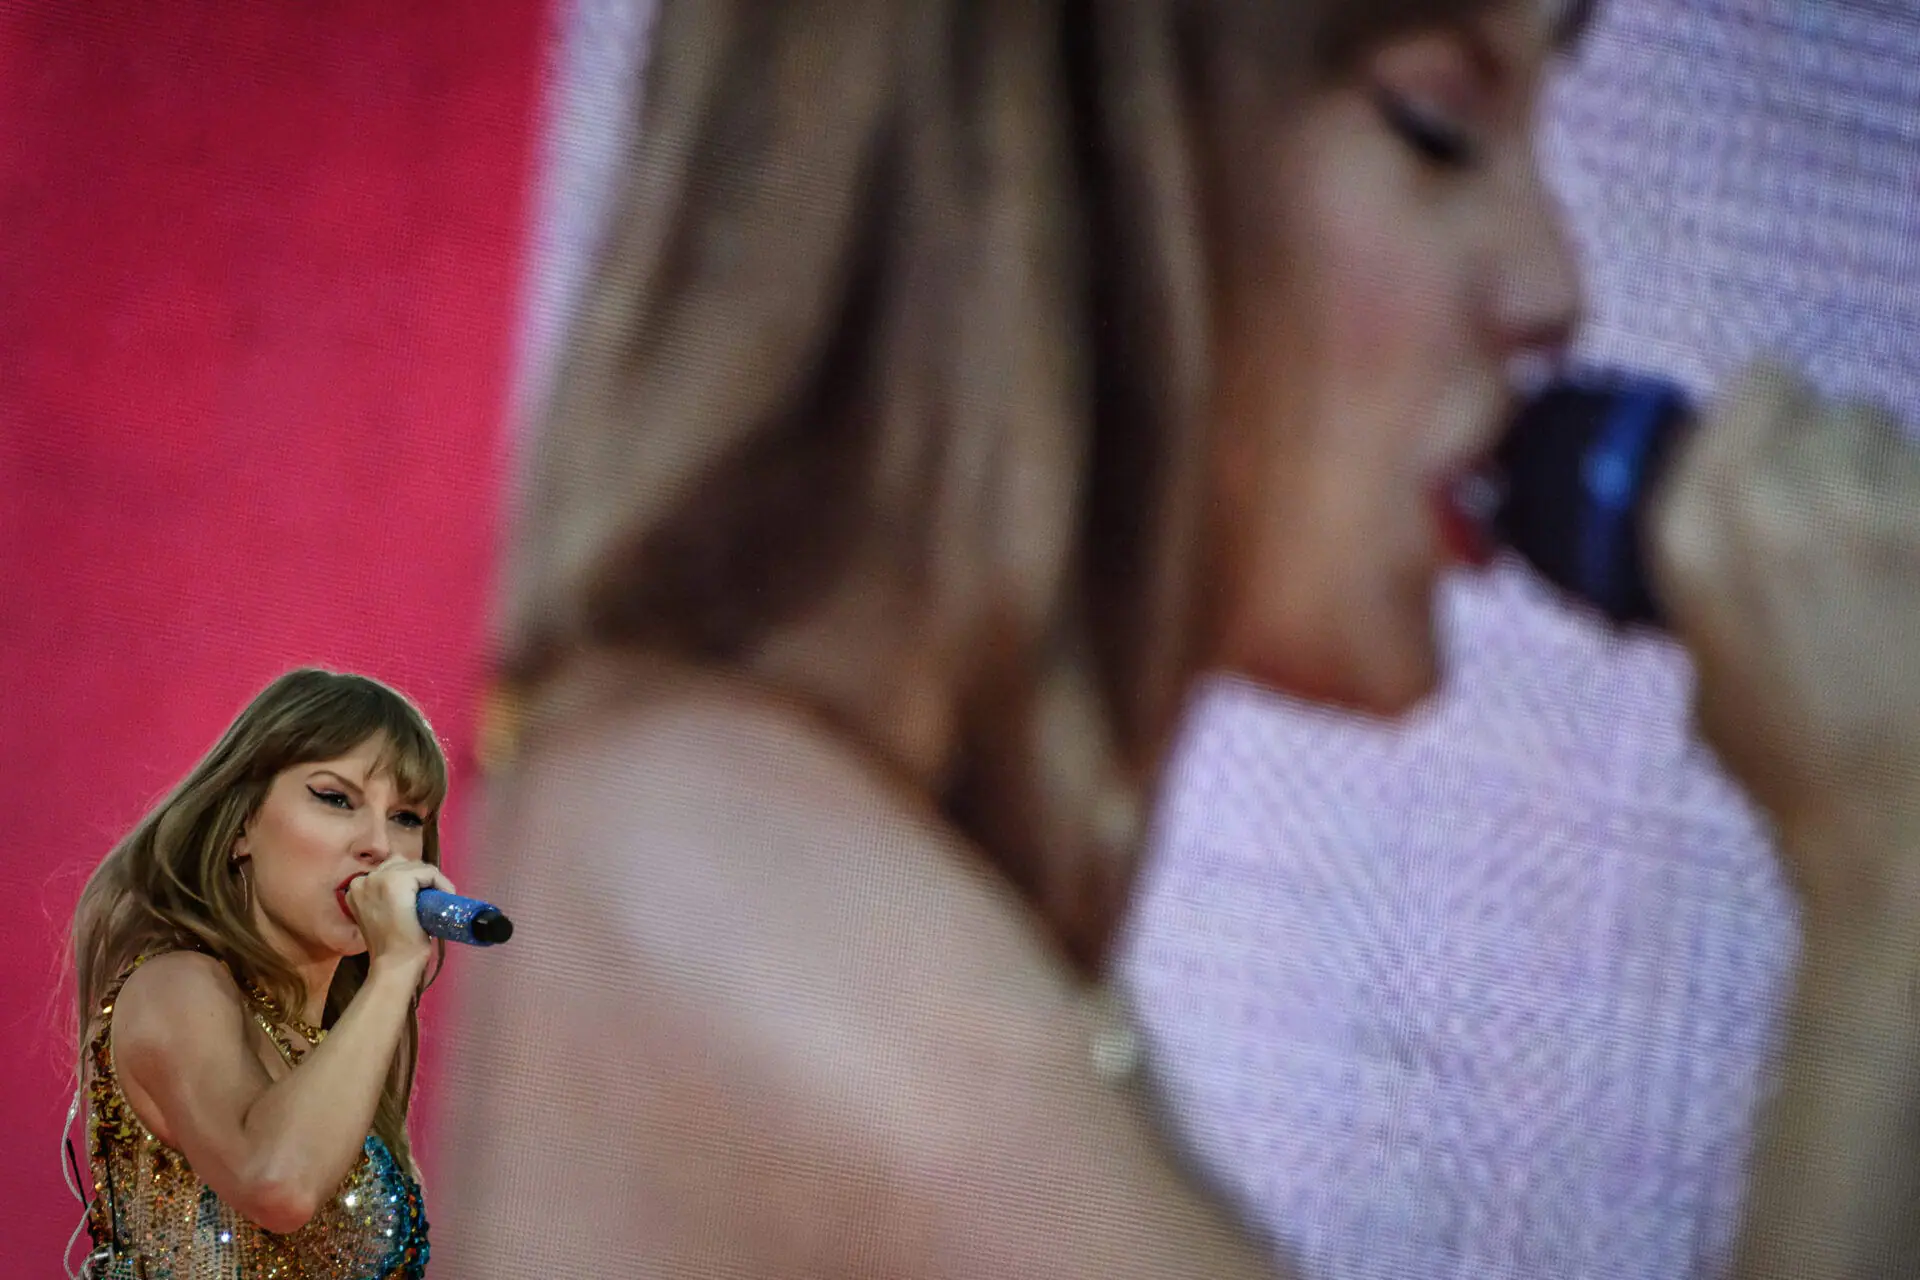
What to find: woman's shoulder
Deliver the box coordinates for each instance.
[106,951,254,1146]
[503,680,1070,999]
[117,948,238,1008]
[112,950,248,1057]
[443,682,1282,1278]
[511,666,927,817]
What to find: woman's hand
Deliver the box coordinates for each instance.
[344,859,455,976]
[1650,359,1920,927]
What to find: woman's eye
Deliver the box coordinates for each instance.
[1375,89,1479,169]
[309,787,351,809]
[393,811,426,831]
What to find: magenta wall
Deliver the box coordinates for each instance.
[0,1,546,1267]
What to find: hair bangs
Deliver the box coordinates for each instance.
[1305,0,1594,71]
[254,672,449,812]
[368,709,450,812]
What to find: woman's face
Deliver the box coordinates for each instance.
[1211,1,1580,714]
[234,735,431,965]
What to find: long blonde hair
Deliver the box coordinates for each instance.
[504,0,1589,971]
[70,668,449,1174]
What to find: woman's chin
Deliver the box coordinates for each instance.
[1354,661,1441,717]
[1229,609,1440,717]
[1293,666,1437,719]
[1360,627,1444,715]
[1351,576,1446,714]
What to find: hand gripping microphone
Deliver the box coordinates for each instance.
[1450,370,1695,629]
[415,888,515,947]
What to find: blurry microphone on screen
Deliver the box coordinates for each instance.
[1449,371,1714,628]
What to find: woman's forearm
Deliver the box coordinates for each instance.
[1732,903,1920,1280]
[234,960,421,1228]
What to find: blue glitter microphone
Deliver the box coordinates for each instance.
[1452,369,1695,629]
[415,887,515,947]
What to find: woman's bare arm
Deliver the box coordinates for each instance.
[435,694,1286,1279]
[1730,824,1920,1280]
[1647,364,1920,1279]
[112,949,420,1233]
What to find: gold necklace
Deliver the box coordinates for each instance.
[244,978,327,1047]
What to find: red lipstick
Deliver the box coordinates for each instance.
[1433,468,1501,568]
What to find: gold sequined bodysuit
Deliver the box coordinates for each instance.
[81,956,430,1280]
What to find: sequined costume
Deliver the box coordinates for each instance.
[81,956,430,1280]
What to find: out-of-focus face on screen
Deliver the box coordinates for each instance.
[1121,6,1920,1279]
[516,2,1920,1277]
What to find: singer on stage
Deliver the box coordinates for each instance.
[443,0,1920,1276]
[67,668,449,1279]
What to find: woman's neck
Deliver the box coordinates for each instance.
[751,596,967,795]
[249,907,344,1025]
[293,958,340,1026]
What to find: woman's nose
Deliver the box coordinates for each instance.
[1488,162,1583,359]
[355,823,394,864]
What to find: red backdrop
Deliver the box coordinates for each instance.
[0,0,547,1267]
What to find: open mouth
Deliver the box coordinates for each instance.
[335,874,365,923]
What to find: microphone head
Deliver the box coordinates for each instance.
[1491,371,1693,628]
[467,908,514,946]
